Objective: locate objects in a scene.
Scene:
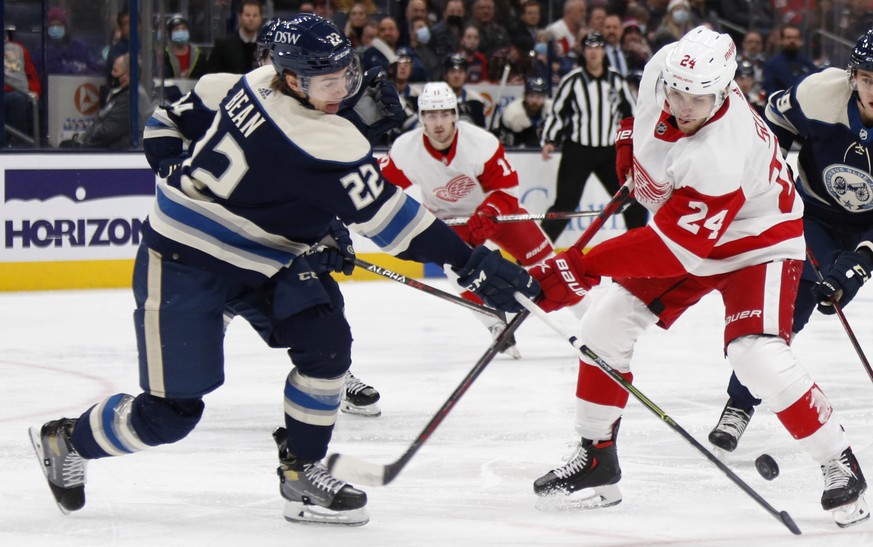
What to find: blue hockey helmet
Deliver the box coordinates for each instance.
[256,17,283,64]
[524,77,548,95]
[271,14,362,98]
[849,28,873,73]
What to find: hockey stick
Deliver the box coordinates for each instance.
[487,63,512,132]
[327,310,529,486]
[326,184,633,487]
[444,209,601,227]
[353,256,503,320]
[805,248,873,383]
[515,295,802,536]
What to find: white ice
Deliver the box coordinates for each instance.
[2,278,872,546]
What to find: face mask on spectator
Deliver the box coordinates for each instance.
[171,29,190,44]
[447,15,463,27]
[534,42,548,56]
[110,76,122,89]
[48,25,65,40]
[672,9,690,24]
[415,26,431,45]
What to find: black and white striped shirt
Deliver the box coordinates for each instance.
[541,66,635,148]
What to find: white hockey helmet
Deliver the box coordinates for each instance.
[418,82,458,114]
[661,26,737,119]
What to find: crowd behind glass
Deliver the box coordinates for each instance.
[2,0,871,150]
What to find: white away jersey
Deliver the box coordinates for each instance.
[380,121,519,218]
[628,44,805,276]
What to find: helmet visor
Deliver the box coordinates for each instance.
[301,55,363,103]
[658,78,716,122]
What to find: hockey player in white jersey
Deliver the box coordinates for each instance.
[380,81,554,358]
[529,26,868,527]
[709,27,873,455]
[28,14,539,527]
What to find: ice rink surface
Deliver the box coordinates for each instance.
[2,277,873,546]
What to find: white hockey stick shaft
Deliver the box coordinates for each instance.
[444,209,601,226]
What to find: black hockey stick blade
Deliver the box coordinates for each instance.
[780,511,801,535]
[328,310,530,486]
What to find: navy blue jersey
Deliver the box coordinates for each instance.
[143,66,471,284]
[765,67,873,249]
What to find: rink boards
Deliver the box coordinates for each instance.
[1,150,640,291]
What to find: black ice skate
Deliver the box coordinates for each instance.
[534,438,622,509]
[341,371,381,417]
[489,311,521,360]
[273,428,368,526]
[708,399,755,452]
[821,447,870,528]
[28,418,87,514]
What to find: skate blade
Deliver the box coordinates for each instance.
[28,426,73,516]
[535,484,622,512]
[340,401,382,417]
[283,501,369,526]
[832,495,870,528]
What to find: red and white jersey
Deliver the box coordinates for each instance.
[380,121,519,218]
[586,43,804,278]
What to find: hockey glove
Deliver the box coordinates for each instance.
[615,117,634,183]
[312,219,356,276]
[341,67,405,144]
[529,247,600,312]
[467,204,500,245]
[453,246,540,313]
[815,249,873,314]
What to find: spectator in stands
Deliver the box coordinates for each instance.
[458,25,489,84]
[488,32,534,84]
[470,0,511,57]
[496,76,550,148]
[443,53,487,127]
[547,0,587,57]
[715,0,774,46]
[738,29,766,98]
[643,0,669,40]
[409,18,441,81]
[587,5,607,33]
[105,9,130,80]
[313,0,338,23]
[4,28,41,147]
[602,14,629,76]
[163,15,207,81]
[43,6,102,75]
[206,0,264,74]
[66,54,154,149]
[514,0,542,40]
[734,59,764,116]
[429,0,466,61]
[357,23,378,54]
[762,24,817,96]
[532,29,574,86]
[362,16,401,72]
[620,22,652,73]
[650,0,695,53]
[399,0,429,48]
[383,47,421,144]
[344,2,373,49]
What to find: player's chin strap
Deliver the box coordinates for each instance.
[514,293,802,536]
[806,248,873,383]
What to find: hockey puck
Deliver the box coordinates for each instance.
[755,454,779,480]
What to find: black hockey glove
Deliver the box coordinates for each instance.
[453,246,540,313]
[815,249,873,314]
[312,219,356,276]
[340,67,405,144]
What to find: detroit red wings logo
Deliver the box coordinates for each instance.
[435,175,477,202]
[633,158,673,205]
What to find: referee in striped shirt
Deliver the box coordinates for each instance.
[540,31,648,244]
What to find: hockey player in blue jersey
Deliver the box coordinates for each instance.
[29,14,539,527]
[142,15,404,418]
[707,28,873,526]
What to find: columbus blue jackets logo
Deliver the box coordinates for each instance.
[434,175,477,202]
[822,164,873,212]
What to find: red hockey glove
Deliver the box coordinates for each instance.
[529,247,599,312]
[615,117,634,183]
[467,204,500,246]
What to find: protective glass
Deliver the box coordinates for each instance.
[658,79,716,121]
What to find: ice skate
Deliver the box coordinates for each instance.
[708,399,754,452]
[534,438,622,510]
[28,418,87,514]
[273,428,369,526]
[821,447,870,528]
[489,311,521,359]
[341,371,381,417]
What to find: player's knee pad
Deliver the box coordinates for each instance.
[274,304,352,379]
[727,335,813,412]
[131,393,205,446]
[578,284,657,373]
